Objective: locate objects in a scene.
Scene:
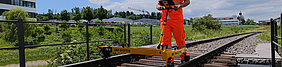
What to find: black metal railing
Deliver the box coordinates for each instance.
[271,13,282,67]
[0,19,157,67]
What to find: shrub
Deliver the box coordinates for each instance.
[0,8,42,46]
[61,30,72,43]
[192,14,221,31]
[230,25,240,33]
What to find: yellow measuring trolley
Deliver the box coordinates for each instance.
[98,0,190,67]
[98,45,190,67]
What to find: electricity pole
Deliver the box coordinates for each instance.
[238,12,244,33]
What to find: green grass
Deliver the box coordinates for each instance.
[257,25,280,44]
[0,25,260,66]
[0,46,56,66]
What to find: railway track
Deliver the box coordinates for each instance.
[61,32,260,67]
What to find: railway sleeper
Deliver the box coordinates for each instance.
[214,56,237,61]
[120,63,160,67]
[204,63,228,67]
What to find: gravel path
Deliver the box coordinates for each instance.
[226,33,269,55]
[187,34,249,53]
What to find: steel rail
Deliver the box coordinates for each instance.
[179,32,259,67]
[60,32,259,67]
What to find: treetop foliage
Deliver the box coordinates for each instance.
[36,6,162,22]
[1,8,42,45]
[192,14,221,31]
[2,8,29,20]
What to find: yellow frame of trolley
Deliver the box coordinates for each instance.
[98,46,186,67]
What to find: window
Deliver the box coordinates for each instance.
[0,0,12,4]
[11,0,22,6]
[22,1,35,8]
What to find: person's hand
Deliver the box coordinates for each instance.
[157,6,164,10]
[174,5,181,11]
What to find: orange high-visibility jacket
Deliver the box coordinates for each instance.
[160,0,185,48]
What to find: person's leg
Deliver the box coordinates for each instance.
[171,20,185,48]
[171,20,186,61]
[161,21,172,46]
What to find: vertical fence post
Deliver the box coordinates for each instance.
[280,13,282,66]
[124,24,127,45]
[18,19,25,67]
[86,22,90,60]
[150,25,153,44]
[128,24,131,47]
[271,18,276,67]
[274,20,278,52]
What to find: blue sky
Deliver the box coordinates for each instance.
[37,0,282,21]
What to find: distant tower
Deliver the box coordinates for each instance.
[237,11,244,33]
[238,11,244,22]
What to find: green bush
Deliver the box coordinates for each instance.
[61,30,72,43]
[230,25,240,33]
[0,8,43,46]
[43,24,51,32]
[192,14,221,31]
[93,20,104,24]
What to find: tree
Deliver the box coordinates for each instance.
[92,9,98,19]
[60,10,70,21]
[189,18,194,25]
[71,7,81,21]
[96,6,108,20]
[126,15,136,20]
[53,13,61,20]
[183,19,187,25]
[237,15,245,24]
[1,8,36,45]
[192,14,221,31]
[81,6,93,21]
[43,24,51,34]
[150,12,156,19]
[245,18,255,25]
[107,10,114,18]
[47,9,53,20]
[156,12,162,20]
[36,14,48,21]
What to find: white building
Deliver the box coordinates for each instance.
[213,15,240,25]
[0,0,36,20]
[103,17,133,24]
[134,18,160,25]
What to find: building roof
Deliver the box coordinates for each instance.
[135,18,158,21]
[103,17,133,23]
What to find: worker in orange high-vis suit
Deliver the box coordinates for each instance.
[156,0,190,63]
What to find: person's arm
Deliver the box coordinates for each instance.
[180,0,190,8]
[175,0,190,10]
[156,1,163,11]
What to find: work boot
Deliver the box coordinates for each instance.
[166,45,172,49]
[158,44,172,49]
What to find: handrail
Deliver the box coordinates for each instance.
[270,13,282,67]
[272,41,282,48]
[0,19,155,67]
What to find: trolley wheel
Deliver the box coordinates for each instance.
[167,57,174,67]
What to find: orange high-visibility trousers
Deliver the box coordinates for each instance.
[160,19,185,47]
[160,7,185,48]
[160,0,186,60]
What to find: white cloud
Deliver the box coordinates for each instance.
[104,0,160,14]
[103,0,282,21]
[89,0,110,5]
